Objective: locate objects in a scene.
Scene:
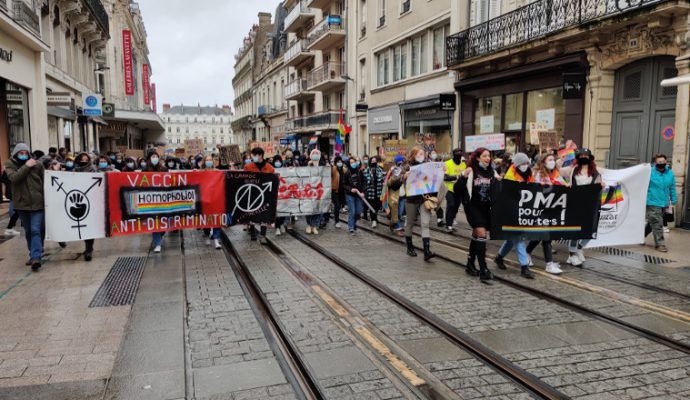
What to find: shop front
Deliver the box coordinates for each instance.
[367,104,400,158]
[457,54,588,157]
[401,94,454,159]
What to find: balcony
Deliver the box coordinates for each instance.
[231,115,252,131]
[307,0,331,10]
[307,62,346,92]
[446,0,665,67]
[284,79,316,101]
[284,39,315,67]
[304,110,340,128]
[257,105,267,117]
[81,0,110,37]
[306,15,346,51]
[11,0,40,36]
[285,116,306,133]
[284,0,315,33]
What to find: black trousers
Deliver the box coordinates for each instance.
[526,240,553,263]
[444,191,461,227]
[367,198,381,222]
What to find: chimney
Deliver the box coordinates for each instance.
[163,103,171,112]
[222,105,231,114]
[258,12,271,27]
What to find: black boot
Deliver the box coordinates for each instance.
[466,240,479,276]
[494,254,507,270]
[250,225,258,241]
[521,265,535,279]
[422,238,435,262]
[405,237,417,257]
[476,240,493,282]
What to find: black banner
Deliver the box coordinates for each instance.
[225,171,279,225]
[490,180,601,241]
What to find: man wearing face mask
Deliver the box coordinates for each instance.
[442,148,467,232]
[645,154,677,252]
[494,152,535,279]
[4,143,46,271]
[244,147,275,241]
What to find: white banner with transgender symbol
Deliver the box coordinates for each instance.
[44,171,107,241]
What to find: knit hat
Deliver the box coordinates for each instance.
[512,152,530,167]
[394,155,405,164]
[11,143,30,157]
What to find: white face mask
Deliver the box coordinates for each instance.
[518,164,529,173]
[415,155,425,163]
[545,160,556,170]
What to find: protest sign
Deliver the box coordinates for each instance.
[44,172,107,241]
[250,141,276,157]
[537,130,559,151]
[185,139,204,157]
[107,171,227,236]
[226,171,280,225]
[384,140,407,163]
[465,134,506,152]
[491,180,601,240]
[277,167,332,216]
[218,146,231,166]
[585,165,651,248]
[405,162,444,197]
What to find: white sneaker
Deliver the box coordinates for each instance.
[306,226,312,234]
[371,221,377,228]
[4,228,19,235]
[214,239,222,249]
[567,255,582,266]
[437,218,443,225]
[446,226,455,232]
[335,222,342,229]
[205,238,211,246]
[663,227,670,233]
[312,227,319,235]
[275,229,282,236]
[545,262,563,275]
[528,256,534,267]
[576,249,586,263]
[153,245,161,253]
[280,226,286,233]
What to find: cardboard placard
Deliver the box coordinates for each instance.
[185,139,204,157]
[384,140,407,163]
[537,130,559,150]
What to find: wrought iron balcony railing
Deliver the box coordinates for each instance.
[446,0,665,66]
[12,0,39,35]
[81,0,110,37]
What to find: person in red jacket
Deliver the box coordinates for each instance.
[244,147,274,241]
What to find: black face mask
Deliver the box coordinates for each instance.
[577,157,589,166]
[370,162,377,168]
[452,154,462,163]
[656,163,667,171]
[77,160,89,167]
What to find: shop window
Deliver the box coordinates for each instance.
[526,87,565,151]
[404,113,452,157]
[6,81,35,148]
[504,93,524,131]
[474,96,502,134]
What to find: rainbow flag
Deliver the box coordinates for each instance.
[601,184,624,206]
[558,148,576,167]
[309,136,318,145]
[338,109,351,137]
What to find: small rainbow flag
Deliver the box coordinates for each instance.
[601,184,624,205]
[309,136,318,145]
[502,226,582,232]
[558,148,576,167]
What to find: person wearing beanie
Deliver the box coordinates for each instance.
[494,152,535,279]
[4,144,45,271]
[244,147,274,242]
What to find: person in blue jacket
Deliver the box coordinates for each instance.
[645,154,677,252]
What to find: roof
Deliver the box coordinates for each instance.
[163,105,233,116]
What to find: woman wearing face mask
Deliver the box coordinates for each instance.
[362,156,385,228]
[273,155,290,236]
[331,156,346,228]
[165,157,178,171]
[137,157,147,171]
[382,162,405,236]
[494,152,535,279]
[244,147,275,241]
[402,146,437,261]
[560,148,602,266]
[200,154,222,249]
[121,157,137,172]
[458,147,500,282]
[113,153,124,171]
[73,153,100,261]
[394,155,407,225]
[144,151,169,253]
[304,149,323,234]
[521,153,566,275]
[343,157,365,235]
[96,156,116,172]
[644,154,676,252]
[63,156,75,172]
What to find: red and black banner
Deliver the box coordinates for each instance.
[225,171,279,226]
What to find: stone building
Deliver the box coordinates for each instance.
[161,104,234,154]
[232,25,257,147]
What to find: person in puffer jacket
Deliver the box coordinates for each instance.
[645,154,677,252]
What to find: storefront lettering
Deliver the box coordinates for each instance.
[373,115,393,124]
[0,48,12,63]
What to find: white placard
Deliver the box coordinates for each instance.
[44,171,107,241]
[277,166,332,216]
[585,165,651,248]
[465,133,506,152]
[405,162,445,197]
[535,108,555,130]
[479,115,494,134]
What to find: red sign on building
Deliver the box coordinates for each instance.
[142,64,150,105]
[151,83,157,113]
[122,30,134,96]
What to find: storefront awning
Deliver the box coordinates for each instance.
[90,116,108,125]
[105,109,165,134]
[47,106,76,121]
[661,74,690,87]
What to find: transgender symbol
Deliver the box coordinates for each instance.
[232,181,274,215]
[51,175,103,239]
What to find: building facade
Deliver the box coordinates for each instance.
[446,0,690,226]
[232,26,256,147]
[161,104,234,153]
[0,0,50,160]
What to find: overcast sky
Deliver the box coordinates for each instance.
[138,0,279,111]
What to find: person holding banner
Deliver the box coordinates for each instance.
[525,153,565,275]
[362,156,385,229]
[493,153,536,279]
[201,154,223,249]
[305,149,324,235]
[645,154,677,252]
[244,147,275,241]
[74,153,100,261]
[561,148,602,266]
[458,147,500,282]
[343,157,365,235]
[402,147,437,261]
[144,150,169,253]
[331,156,346,229]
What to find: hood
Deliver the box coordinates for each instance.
[75,152,92,164]
[12,143,30,157]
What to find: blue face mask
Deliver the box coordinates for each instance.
[311,155,319,161]
[274,161,282,168]
[351,162,360,169]
[244,159,251,164]
[342,156,349,162]
[109,155,116,161]
[363,159,369,165]
[127,162,135,169]
[150,157,159,166]
[17,154,29,161]
[99,162,108,169]
[205,161,213,168]
[140,162,147,169]
[66,161,74,168]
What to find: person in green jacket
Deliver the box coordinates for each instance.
[645,154,677,252]
[4,143,45,271]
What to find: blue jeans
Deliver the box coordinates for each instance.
[152,232,164,247]
[346,195,363,231]
[306,214,322,227]
[398,197,406,221]
[211,228,221,240]
[498,240,530,266]
[17,210,44,261]
[568,240,589,253]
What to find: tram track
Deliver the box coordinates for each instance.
[347,220,690,356]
